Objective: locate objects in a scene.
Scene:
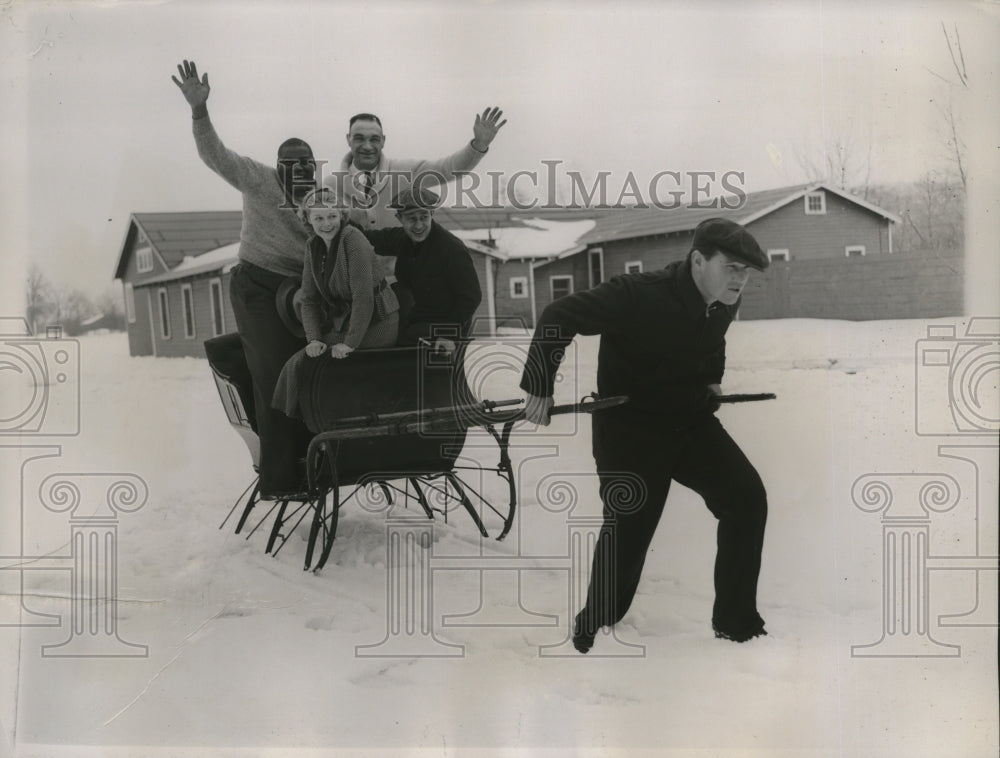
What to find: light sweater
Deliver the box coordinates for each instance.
[192,115,308,277]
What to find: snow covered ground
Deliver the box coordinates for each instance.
[1,318,997,757]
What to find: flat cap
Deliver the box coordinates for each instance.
[390,186,441,213]
[691,218,768,271]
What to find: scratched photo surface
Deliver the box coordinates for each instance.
[1,1,997,757]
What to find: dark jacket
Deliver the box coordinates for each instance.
[520,259,736,423]
[363,222,482,341]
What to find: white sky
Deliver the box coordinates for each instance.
[1,0,998,304]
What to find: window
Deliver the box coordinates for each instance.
[209,278,225,336]
[181,284,196,338]
[136,246,154,273]
[624,261,643,274]
[845,245,866,258]
[767,249,790,262]
[588,247,604,288]
[124,282,136,324]
[804,192,826,215]
[509,276,528,299]
[550,275,573,301]
[157,288,171,339]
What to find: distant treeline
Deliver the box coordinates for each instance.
[25,265,126,337]
[864,174,964,254]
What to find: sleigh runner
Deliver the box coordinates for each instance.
[205,332,625,571]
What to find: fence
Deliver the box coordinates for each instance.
[740,248,963,321]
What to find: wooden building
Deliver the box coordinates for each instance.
[114,184,961,359]
[113,212,241,358]
[114,210,527,357]
[530,183,903,318]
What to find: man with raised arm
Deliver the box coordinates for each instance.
[326,108,507,231]
[520,218,771,653]
[172,59,315,499]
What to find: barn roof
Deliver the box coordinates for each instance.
[112,183,900,281]
[113,211,242,280]
[453,219,596,260]
[433,205,626,231]
[571,182,900,249]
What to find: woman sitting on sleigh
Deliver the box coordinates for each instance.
[273,187,399,420]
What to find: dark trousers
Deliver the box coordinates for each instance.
[229,262,311,493]
[579,411,768,635]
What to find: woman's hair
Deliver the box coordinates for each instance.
[297,187,345,233]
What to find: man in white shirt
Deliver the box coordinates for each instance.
[324,108,507,231]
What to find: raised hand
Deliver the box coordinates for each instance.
[171,60,210,111]
[471,106,507,152]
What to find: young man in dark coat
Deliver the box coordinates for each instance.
[361,187,482,353]
[520,217,770,653]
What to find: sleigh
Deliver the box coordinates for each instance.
[204,332,624,572]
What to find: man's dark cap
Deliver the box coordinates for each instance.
[390,187,441,213]
[691,217,768,271]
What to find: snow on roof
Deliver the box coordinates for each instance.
[453,218,595,260]
[177,242,240,270]
[115,210,243,280]
[138,242,241,286]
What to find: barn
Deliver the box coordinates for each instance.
[532,182,913,318]
[114,210,526,357]
[113,212,242,358]
[453,218,598,333]
[114,183,963,358]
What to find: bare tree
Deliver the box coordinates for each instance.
[49,286,96,336]
[95,289,127,331]
[862,21,970,254]
[793,126,875,199]
[25,264,51,335]
[95,289,124,318]
[901,172,963,252]
[868,173,964,254]
[926,22,968,189]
